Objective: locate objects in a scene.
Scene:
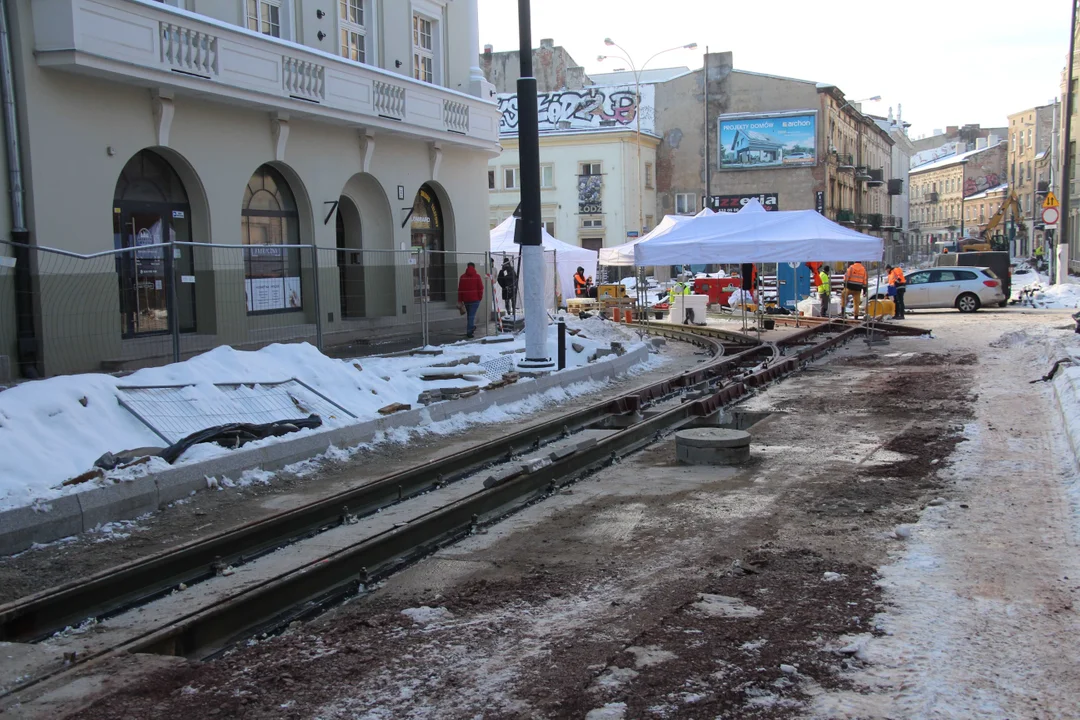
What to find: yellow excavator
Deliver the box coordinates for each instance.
[974,192,1023,251]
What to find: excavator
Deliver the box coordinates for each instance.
[976,191,1023,252]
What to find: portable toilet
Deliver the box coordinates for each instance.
[777,262,812,310]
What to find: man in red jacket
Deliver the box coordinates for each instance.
[457,262,485,338]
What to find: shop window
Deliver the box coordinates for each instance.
[242,165,302,314]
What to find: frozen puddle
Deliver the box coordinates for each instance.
[691,594,763,618]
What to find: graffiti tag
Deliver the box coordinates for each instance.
[963,173,1001,196]
[497,85,655,135]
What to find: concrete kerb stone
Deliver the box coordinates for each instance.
[0,495,83,555]
[0,345,653,555]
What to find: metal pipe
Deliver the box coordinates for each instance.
[556,316,565,370]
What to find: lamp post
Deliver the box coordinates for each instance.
[598,39,696,236]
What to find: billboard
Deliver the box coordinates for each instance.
[706,193,779,213]
[718,112,817,170]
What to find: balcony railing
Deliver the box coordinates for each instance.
[836,209,855,224]
[35,0,498,146]
[881,215,902,229]
[867,168,885,186]
[836,153,855,169]
[927,192,939,203]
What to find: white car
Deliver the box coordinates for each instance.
[868,267,1005,313]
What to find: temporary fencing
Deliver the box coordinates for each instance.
[0,239,498,380]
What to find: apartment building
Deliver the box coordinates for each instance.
[0,0,500,378]
[1008,103,1058,256]
[909,142,1008,246]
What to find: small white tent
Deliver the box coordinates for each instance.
[632,201,882,266]
[599,208,716,266]
[490,217,598,310]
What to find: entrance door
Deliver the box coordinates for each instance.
[115,203,195,337]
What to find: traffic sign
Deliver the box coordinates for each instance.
[1043,191,1060,209]
[1042,206,1060,226]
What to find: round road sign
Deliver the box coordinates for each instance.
[1042,206,1060,225]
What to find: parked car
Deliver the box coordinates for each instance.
[934,251,1012,307]
[867,267,1005,313]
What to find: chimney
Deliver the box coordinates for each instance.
[976,137,987,150]
[566,66,585,91]
[540,38,554,50]
[946,125,958,136]
[987,133,1001,147]
[483,44,493,55]
[897,103,902,126]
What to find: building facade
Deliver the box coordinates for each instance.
[653,52,898,261]
[871,108,915,262]
[1062,20,1080,271]
[909,143,1008,247]
[1008,103,1058,256]
[0,0,500,378]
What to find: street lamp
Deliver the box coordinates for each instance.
[597,39,697,236]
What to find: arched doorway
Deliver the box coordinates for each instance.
[242,165,302,313]
[113,149,195,337]
[411,184,445,301]
[335,195,364,319]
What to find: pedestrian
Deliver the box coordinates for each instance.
[886,264,906,319]
[818,265,831,318]
[496,257,518,316]
[457,261,484,338]
[840,261,867,320]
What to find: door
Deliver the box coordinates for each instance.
[902,270,932,308]
[927,269,962,306]
[115,203,195,337]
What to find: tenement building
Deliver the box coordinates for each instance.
[908,142,1008,247]
[1007,103,1058,256]
[0,0,500,378]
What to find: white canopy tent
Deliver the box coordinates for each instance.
[490,217,598,311]
[599,207,716,267]
[632,198,883,266]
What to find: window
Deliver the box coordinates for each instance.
[1027,129,1032,147]
[644,214,654,230]
[487,170,495,190]
[504,167,519,190]
[581,238,604,252]
[580,162,602,176]
[242,165,302,314]
[675,193,695,214]
[907,271,930,285]
[339,0,366,62]
[645,162,654,189]
[540,164,553,189]
[543,220,556,235]
[246,0,281,37]
[955,270,978,281]
[413,13,434,83]
[581,217,603,229]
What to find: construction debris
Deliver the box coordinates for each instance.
[378,403,412,415]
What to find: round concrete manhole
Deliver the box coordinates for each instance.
[675,428,751,465]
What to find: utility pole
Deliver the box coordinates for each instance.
[704,47,710,210]
[514,0,551,369]
[1058,0,1078,284]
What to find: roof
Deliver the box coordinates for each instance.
[588,67,692,85]
[732,68,819,85]
[963,182,1010,200]
[910,142,1004,175]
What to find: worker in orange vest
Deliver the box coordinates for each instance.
[886,264,906,319]
[840,261,868,320]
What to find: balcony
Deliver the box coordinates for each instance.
[836,209,855,224]
[856,213,876,228]
[887,178,903,195]
[33,0,499,148]
[835,153,855,170]
[881,215,902,230]
[867,169,885,187]
[927,192,939,203]
[855,166,872,182]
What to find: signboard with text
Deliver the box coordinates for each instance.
[705,193,779,213]
[718,111,817,170]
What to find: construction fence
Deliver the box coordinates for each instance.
[0,240,505,381]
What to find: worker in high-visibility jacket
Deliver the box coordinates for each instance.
[817,265,832,318]
[668,278,692,306]
[841,261,868,320]
[886,264,906,319]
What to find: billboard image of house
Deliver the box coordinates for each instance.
[719,112,817,169]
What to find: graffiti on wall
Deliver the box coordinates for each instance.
[497,85,655,135]
[964,173,1001,196]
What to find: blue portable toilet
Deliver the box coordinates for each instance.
[777,262,811,310]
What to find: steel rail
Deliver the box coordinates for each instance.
[0,323,858,705]
[0,329,759,644]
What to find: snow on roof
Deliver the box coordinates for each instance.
[910,142,1004,175]
[963,182,1010,200]
[733,68,819,85]
[588,67,692,85]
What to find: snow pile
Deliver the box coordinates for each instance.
[0,319,648,510]
[1011,269,1080,308]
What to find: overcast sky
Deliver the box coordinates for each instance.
[478,0,1072,139]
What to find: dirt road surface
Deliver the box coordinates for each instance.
[14,310,1080,719]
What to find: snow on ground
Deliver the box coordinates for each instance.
[0,317,650,511]
[1011,268,1080,308]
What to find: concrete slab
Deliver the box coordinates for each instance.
[0,495,83,556]
[77,481,159,531]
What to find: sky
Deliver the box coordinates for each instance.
[478,0,1072,139]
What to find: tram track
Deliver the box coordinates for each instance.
[0,320,917,708]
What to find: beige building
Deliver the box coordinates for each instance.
[909,142,1008,246]
[0,0,500,379]
[1008,103,1057,256]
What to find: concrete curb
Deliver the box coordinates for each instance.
[0,345,648,555]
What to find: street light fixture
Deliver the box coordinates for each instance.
[597,39,698,236]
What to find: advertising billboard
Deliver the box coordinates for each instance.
[706,193,779,213]
[718,112,817,170]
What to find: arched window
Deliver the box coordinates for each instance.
[411,184,446,300]
[242,165,302,313]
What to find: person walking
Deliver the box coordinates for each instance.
[457,261,484,338]
[840,261,867,320]
[818,265,832,318]
[496,257,518,316]
[573,266,590,298]
[886,264,906,319]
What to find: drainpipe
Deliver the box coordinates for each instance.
[0,0,34,377]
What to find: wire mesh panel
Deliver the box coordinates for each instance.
[116,378,356,444]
